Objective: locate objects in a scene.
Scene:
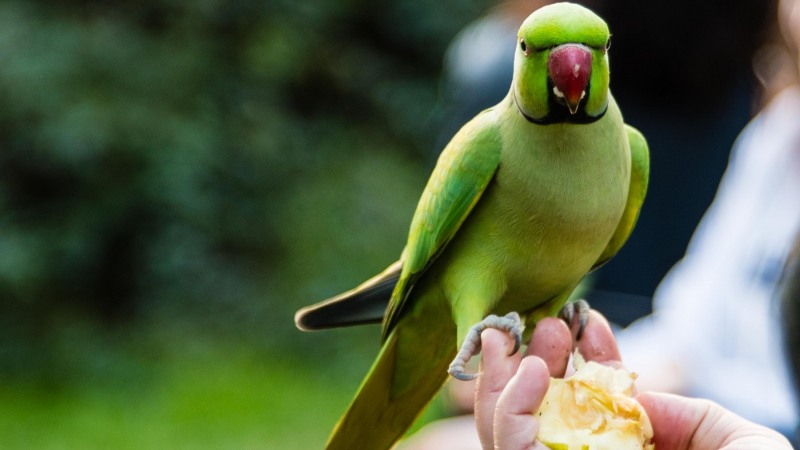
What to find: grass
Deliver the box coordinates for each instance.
[0,312,460,450]
[0,348,361,449]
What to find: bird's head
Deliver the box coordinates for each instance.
[513,2,611,124]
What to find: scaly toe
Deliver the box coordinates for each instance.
[559,299,590,340]
[447,312,525,381]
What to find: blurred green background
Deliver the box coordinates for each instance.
[0,0,494,447]
[0,0,772,447]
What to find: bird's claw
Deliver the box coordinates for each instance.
[448,312,524,381]
[559,299,590,340]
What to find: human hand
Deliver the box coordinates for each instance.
[637,392,792,449]
[473,310,793,450]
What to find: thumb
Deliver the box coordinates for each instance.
[636,391,792,450]
[492,356,552,450]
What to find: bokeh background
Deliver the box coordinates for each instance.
[0,0,772,447]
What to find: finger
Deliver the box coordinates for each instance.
[525,317,572,377]
[576,310,622,367]
[476,328,523,448]
[494,356,552,450]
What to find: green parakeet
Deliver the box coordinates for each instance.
[294,3,649,449]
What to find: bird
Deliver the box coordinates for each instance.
[294,3,649,449]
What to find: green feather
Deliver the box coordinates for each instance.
[523,2,609,50]
[295,3,650,449]
[382,109,502,342]
[593,124,650,270]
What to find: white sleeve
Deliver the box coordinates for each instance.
[618,87,800,431]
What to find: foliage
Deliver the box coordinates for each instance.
[0,1,490,445]
[0,0,492,378]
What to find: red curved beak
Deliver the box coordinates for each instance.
[547,44,592,114]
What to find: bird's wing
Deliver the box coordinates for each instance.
[381,110,502,341]
[592,124,649,270]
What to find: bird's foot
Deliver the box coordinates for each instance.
[448,312,524,381]
[559,298,590,340]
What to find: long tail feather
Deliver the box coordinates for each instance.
[326,311,455,450]
[295,261,401,330]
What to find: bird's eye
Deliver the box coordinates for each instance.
[519,38,528,54]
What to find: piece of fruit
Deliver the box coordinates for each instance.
[535,353,654,450]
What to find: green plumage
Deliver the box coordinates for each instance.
[294,3,649,449]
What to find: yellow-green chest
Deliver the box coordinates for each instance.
[439,100,630,312]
